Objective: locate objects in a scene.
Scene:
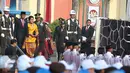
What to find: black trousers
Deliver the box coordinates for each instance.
[80,42,91,54]
[68,33,78,42]
[0,31,10,55]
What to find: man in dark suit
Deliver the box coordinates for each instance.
[15,12,28,53]
[81,19,94,54]
[54,18,67,60]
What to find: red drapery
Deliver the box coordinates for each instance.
[45,0,51,22]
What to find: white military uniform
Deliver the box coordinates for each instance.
[63,49,72,64]
[104,52,114,65]
[122,55,130,66]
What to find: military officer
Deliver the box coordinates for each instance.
[34,13,43,21]
[54,18,67,61]
[0,7,13,55]
[66,10,81,43]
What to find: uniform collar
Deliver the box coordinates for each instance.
[4,14,9,18]
[71,18,75,22]
[106,52,113,57]
[116,56,121,58]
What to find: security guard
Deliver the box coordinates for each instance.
[66,10,81,43]
[0,7,13,55]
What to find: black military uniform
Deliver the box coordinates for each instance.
[0,13,12,55]
[54,19,67,60]
[34,13,43,21]
[66,18,81,42]
[34,16,44,56]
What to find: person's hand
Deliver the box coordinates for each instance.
[33,35,38,38]
[9,28,11,31]
[11,36,14,39]
[65,36,69,40]
[78,39,81,42]
[1,33,5,37]
[82,36,87,42]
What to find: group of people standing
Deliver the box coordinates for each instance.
[0,7,95,61]
[54,10,94,60]
[0,7,53,59]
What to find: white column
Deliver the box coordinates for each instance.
[1,0,6,11]
[51,0,55,23]
[18,0,22,10]
[37,0,40,13]
[95,17,101,55]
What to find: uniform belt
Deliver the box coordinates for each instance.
[67,31,77,34]
[1,27,10,30]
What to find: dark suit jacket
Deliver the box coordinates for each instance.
[53,26,67,53]
[82,26,94,43]
[5,45,17,56]
[15,18,28,40]
[11,17,19,38]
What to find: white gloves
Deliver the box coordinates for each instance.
[1,28,11,31]
[46,38,50,40]
[82,36,87,41]
[11,36,14,39]
[65,36,69,40]
[9,28,11,31]
[1,33,5,37]
[78,39,81,42]
[74,31,77,34]
[40,23,43,26]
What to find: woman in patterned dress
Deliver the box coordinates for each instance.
[23,16,39,57]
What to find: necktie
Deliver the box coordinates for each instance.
[22,19,24,27]
[86,27,88,31]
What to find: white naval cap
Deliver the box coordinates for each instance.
[18,55,31,62]
[33,56,51,69]
[112,62,123,69]
[17,60,31,71]
[95,60,109,70]
[81,59,95,69]
[59,60,74,70]
[17,55,32,71]
[0,56,15,69]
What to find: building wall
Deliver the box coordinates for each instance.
[119,0,127,20]
[28,0,37,16]
[19,0,46,18]
[109,0,127,19]
[53,0,72,21]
